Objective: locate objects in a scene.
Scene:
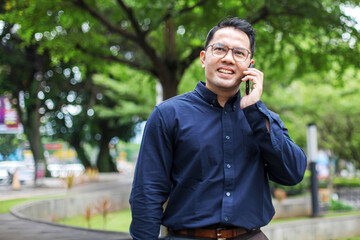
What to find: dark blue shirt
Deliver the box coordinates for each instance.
[130,81,307,239]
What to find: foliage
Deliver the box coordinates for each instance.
[115,140,141,162]
[84,205,92,228]
[0,12,154,172]
[2,0,359,100]
[2,0,360,169]
[270,170,311,196]
[0,134,25,157]
[263,68,360,166]
[62,172,75,189]
[330,198,354,211]
[333,177,360,189]
[94,197,110,229]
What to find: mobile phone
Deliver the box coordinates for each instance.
[245,63,254,95]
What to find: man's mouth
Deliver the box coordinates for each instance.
[217,68,234,74]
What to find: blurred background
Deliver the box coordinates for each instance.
[0,0,360,238]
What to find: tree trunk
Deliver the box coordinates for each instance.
[161,76,180,100]
[96,136,117,172]
[160,18,179,100]
[71,141,92,168]
[21,106,44,185]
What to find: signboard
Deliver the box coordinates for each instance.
[44,143,62,150]
[0,96,22,134]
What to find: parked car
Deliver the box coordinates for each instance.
[0,167,9,184]
[47,163,85,178]
[0,161,35,184]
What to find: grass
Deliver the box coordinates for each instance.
[57,208,131,232]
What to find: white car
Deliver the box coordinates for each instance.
[0,168,9,183]
[47,163,85,178]
[0,161,35,184]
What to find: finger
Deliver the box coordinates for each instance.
[241,75,256,82]
[243,69,263,79]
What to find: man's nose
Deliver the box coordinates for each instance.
[221,49,236,64]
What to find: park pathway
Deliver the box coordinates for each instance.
[0,173,132,240]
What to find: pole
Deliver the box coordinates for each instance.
[307,123,320,217]
[156,81,163,105]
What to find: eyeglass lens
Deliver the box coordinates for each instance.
[211,44,249,62]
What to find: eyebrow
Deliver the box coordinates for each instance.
[214,43,250,51]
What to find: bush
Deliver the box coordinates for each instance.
[270,170,311,196]
[329,199,354,211]
[333,178,360,189]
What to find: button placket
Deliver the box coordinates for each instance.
[221,104,234,225]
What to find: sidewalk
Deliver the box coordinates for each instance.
[0,173,133,240]
[0,172,130,200]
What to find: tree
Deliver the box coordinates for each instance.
[0,134,24,158]
[2,0,360,171]
[0,19,152,174]
[2,0,359,100]
[0,20,55,182]
[47,65,155,171]
[262,68,360,167]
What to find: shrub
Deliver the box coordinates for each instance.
[270,170,311,196]
[333,178,360,189]
[329,199,354,211]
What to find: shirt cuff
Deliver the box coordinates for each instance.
[242,101,271,133]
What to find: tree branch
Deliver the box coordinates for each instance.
[159,0,209,26]
[239,0,252,12]
[179,46,203,76]
[247,5,270,25]
[115,0,167,79]
[179,0,209,15]
[74,43,155,75]
[116,0,144,37]
[103,55,156,75]
[74,0,137,42]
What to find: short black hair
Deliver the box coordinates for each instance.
[204,17,256,58]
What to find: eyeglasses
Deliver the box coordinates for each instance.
[206,43,251,62]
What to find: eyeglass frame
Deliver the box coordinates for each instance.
[205,43,251,62]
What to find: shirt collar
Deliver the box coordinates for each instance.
[194,81,240,110]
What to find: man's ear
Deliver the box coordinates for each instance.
[200,51,206,69]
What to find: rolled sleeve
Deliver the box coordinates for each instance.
[243,101,307,185]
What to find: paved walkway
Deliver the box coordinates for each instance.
[0,173,132,240]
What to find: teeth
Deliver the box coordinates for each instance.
[218,69,233,74]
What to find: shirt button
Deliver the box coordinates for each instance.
[226,192,231,197]
[226,164,231,169]
[225,136,230,140]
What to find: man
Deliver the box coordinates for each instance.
[130,17,307,240]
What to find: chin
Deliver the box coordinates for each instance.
[216,78,239,88]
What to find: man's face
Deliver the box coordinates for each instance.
[200,27,252,95]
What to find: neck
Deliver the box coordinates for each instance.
[217,95,229,107]
[204,82,239,107]
[215,89,238,107]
